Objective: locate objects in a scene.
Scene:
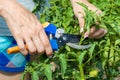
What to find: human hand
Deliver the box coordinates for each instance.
[70,0,107,39]
[0,0,52,55]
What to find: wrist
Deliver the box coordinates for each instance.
[0,0,16,16]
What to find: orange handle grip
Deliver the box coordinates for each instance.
[7,45,28,54]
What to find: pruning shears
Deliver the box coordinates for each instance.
[7,22,91,54]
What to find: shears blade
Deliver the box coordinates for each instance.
[56,33,91,49]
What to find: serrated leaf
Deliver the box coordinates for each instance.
[59,54,67,78]
[44,64,52,80]
[78,51,87,65]
[89,43,96,57]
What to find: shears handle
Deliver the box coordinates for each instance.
[7,22,58,54]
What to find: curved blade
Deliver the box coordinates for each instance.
[66,43,91,49]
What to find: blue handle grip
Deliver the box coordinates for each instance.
[50,40,58,51]
[44,23,59,51]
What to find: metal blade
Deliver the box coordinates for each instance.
[57,33,82,48]
[57,33,91,49]
[67,43,91,49]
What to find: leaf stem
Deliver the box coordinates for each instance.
[79,65,85,80]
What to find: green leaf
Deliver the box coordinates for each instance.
[115,39,120,46]
[32,71,39,80]
[89,43,96,57]
[78,51,87,65]
[103,51,109,58]
[65,46,71,52]
[44,64,52,80]
[59,54,67,78]
[73,70,80,80]
[106,38,111,46]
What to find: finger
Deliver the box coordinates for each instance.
[84,27,96,38]
[30,16,45,54]
[15,36,28,55]
[32,35,45,54]
[89,28,105,39]
[95,29,107,39]
[78,16,85,33]
[38,24,53,56]
[24,36,37,55]
[88,27,97,36]
[22,27,36,54]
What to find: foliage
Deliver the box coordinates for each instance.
[22,0,120,80]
